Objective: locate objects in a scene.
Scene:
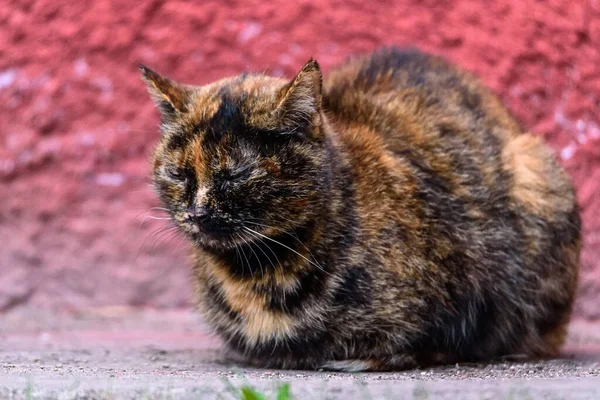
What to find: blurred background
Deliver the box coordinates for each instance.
[0,0,598,324]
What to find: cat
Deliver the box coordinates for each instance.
[140,47,581,371]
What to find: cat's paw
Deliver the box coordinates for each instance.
[319,354,418,372]
[318,360,373,372]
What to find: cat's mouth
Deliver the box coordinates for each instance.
[178,218,253,250]
[173,210,287,251]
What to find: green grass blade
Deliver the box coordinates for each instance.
[241,386,267,400]
[276,383,291,400]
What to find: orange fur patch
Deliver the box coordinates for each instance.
[502,134,574,218]
[209,260,298,345]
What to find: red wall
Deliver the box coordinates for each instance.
[1,0,599,319]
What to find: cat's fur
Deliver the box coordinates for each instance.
[141,48,580,371]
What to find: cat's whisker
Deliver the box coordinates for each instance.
[109,128,159,135]
[233,239,242,269]
[237,234,265,277]
[124,187,153,195]
[135,225,177,261]
[158,227,183,247]
[243,220,319,267]
[132,209,172,231]
[242,228,282,273]
[143,216,173,221]
[130,207,170,220]
[238,236,254,279]
[243,227,329,276]
[148,232,180,259]
[169,232,187,256]
[149,226,180,253]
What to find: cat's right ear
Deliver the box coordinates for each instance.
[275,59,323,135]
[139,64,192,120]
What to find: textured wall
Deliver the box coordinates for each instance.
[1,0,599,319]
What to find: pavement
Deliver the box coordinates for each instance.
[1,307,599,399]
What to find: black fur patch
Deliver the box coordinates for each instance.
[333,265,373,309]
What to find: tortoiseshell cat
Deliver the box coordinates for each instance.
[141,48,580,371]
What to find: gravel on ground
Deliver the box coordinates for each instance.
[1,307,599,399]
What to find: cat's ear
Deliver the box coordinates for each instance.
[276,58,323,133]
[139,64,192,119]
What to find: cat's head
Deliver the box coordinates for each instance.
[141,60,328,250]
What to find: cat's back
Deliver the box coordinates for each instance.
[323,47,520,147]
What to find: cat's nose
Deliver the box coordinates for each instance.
[188,206,231,235]
[188,206,212,224]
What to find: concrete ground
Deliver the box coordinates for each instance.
[1,308,599,399]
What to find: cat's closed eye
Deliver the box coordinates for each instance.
[220,166,252,188]
[164,167,186,182]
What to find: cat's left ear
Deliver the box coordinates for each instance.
[139,64,192,120]
[276,58,323,135]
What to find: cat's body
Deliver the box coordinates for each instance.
[142,48,580,371]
